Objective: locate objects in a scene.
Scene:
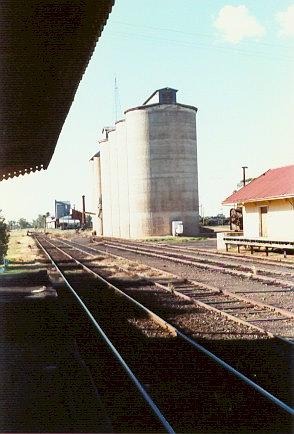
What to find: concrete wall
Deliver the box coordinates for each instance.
[100,139,112,236]
[91,155,103,235]
[125,104,199,237]
[109,129,120,237]
[243,199,294,240]
[116,120,130,238]
[93,102,199,239]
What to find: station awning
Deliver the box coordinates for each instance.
[0,0,114,180]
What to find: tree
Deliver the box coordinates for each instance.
[86,215,93,228]
[8,220,17,230]
[237,178,255,189]
[0,215,10,263]
[32,213,49,229]
[18,218,32,229]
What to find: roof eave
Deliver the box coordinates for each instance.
[223,193,294,206]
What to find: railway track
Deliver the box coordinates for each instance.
[101,239,294,288]
[57,238,294,343]
[158,242,294,269]
[97,238,294,317]
[33,234,293,433]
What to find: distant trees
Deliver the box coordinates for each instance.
[18,218,32,229]
[8,220,17,230]
[32,213,49,229]
[7,212,50,231]
[32,215,45,229]
[86,215,93,228]
[0,214,10,263]
[237,178,255,189]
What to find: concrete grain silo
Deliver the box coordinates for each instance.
[90,152,103,235]
[99,129,114,236]
[91,88,199,238]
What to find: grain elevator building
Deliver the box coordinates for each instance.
[91,88,199,238]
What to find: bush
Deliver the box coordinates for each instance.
[0,216,10,263]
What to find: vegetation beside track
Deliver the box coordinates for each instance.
[0,230,45,276]
[142,236,208,243]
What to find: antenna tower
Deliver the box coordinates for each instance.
[114,76,122,123]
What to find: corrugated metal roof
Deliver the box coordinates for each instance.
[223,164,294,205]
[0,0,114,181]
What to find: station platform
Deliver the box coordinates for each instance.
[222,235,294,256]
[0,274,112,432]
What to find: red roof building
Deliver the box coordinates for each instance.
[223,165,294,240]
[223,165,294,205]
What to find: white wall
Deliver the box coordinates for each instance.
[100,139,112,236]
[243,204,260,237]
[109,130,120,237]
[267,199,294,240]
[243,199,294,240]
[116,120,130,238]
[91,155,103,235]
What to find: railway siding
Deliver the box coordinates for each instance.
[40,235,294,407]
[60,237,294,342]
[94,239,294,316]
[32,234,294,432]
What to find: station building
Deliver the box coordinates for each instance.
[91,88,200,238]
[223,164,294,240]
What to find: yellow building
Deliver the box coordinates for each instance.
[223,165,294,241]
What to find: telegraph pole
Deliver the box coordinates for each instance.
[242,166,248,187]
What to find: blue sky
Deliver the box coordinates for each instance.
[1,0,294,221]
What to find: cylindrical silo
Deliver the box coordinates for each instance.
[91,153,103,235]
[125,102,199,238]
[108,129,120,237]
[116,119,130,238]
[99,138,112,236]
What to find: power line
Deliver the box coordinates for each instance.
[108,29,294,63]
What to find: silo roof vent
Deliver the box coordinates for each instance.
[143,87,178,106]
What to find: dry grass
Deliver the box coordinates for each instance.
[46,229,93,239]
[7,230,42,263]
[140,236,208,243]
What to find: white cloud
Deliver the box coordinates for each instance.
[277,5,294,38]
[214,5,265,44]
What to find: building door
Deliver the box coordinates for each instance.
[259,206,268,237]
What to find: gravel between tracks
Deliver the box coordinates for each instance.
[54,239,293,408]
[93,242,294,313]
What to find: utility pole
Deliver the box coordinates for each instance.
[82,195,86,228]
[242,166,248,187]
[114,76,122,123]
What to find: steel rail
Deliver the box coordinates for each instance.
[66,238,294,321]
[102,237,294,268]
[104,241,294,290]
[159,243,294,269]
[57,239,282,334]
[57,238,294,346]
[34,235,176,434]
[147,244,294,278]
[36,235,294,416]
